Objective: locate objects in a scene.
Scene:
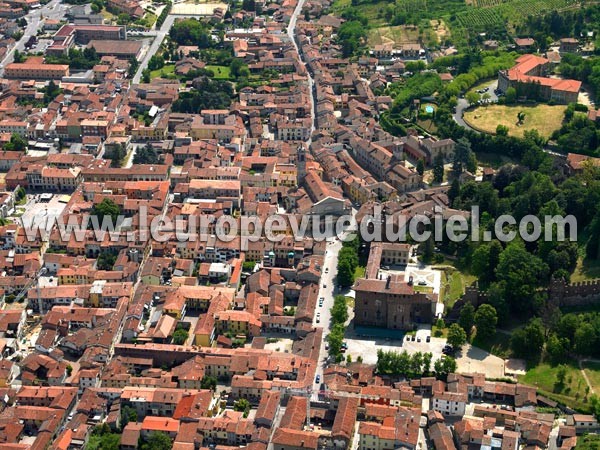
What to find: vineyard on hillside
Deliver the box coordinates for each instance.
[459,0,579,28]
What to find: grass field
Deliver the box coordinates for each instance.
[571,257,600,282]
[519,363,591,411]
[582,361,600,392]
[206,65,231,80]
[463,104,566,138]
[150,64,175,79]
[367,25,421,46]
[440,269,477,308]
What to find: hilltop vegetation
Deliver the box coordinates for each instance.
[331,0,591,50]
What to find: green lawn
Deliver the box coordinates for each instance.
[150,64,175,79]
[440,269,477,308]
[206,65,231,80]
[464,104,567,139]
[519,363,591,412]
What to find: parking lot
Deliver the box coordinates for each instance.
[344,326,447,365]
[343,325,507,378]
[19,194,68,235]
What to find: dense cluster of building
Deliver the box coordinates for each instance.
[0,0,591,447]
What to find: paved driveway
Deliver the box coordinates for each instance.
[455,344,505,378]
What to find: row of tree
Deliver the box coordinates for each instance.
[376,349,457,379]
[337,236,360,287]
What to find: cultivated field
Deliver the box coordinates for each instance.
[171,0,228,15]
[367,25,421,46]
[463,104,566,138]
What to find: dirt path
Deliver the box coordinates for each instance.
[579,359,595,394]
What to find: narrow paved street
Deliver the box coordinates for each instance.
[287,0,316,140]
[0,0,68,77]
[312,215,358,394]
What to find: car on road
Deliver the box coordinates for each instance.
[325,268,329,273]
[381,265,390,270]
[323,284,327,288]
[442,345,454,355]
[418,281,427,286]
[319,297,324,306]
[315,375,320,383]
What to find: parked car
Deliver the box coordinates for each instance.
[417,336,421,342]
[426,335,431,343]
[316,313,321,323]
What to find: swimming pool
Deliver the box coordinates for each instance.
[425,105,435,114]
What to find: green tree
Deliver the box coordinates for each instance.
[91,198,122,228]
[327,323,345,356]
[546,333,569,364]
[556,364,568,389]
[140,431,172,450]
[4,133,27,151]
[458,302,475,336]
[330,295,348,325]
[13,50,24,63]
[97,251,117,270]
[200,375,217,390]
[233,398,251,417]
[466,91,480,105]
[133,143,159,164]
[121,405,138,428]
[433,153,444,183]
[574,322,597,355]
[453,137,473,173]
[173,329,189,345]
[510,318,545,360]
[496,241,549,314]
[416,159,424,176]
[505,87,517,104]
[434,356,457,379]
[474,304,497,341]
[496,124,509,136]
[447,323,467,349]
[420,235,434,263]
[448,178,460,205]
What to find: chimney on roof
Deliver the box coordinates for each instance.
[386,276,391,289]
